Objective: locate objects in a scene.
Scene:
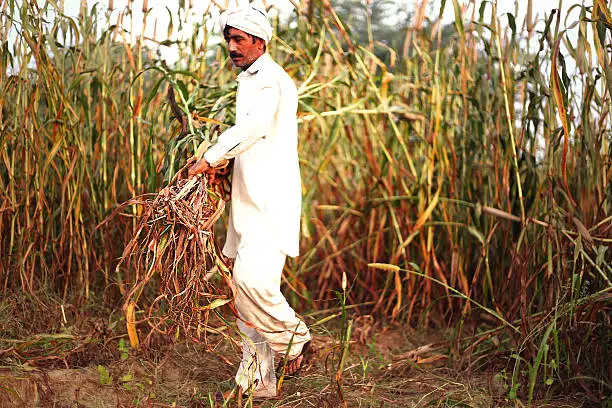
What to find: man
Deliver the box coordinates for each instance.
[188,5,311,399]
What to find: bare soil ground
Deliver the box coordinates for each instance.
[0,314,587,408]
[0,293,592,407]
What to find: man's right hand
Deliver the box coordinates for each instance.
[188,158,211,177]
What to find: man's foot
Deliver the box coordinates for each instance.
[276,341,312,376]
[242,384,278,399]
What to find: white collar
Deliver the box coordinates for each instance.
[237,53,270,81]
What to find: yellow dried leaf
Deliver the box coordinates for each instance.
[126,301,139,350]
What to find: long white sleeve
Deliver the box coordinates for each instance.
[203,84,279,166]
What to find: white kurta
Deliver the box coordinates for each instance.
[204,53,301,259]
[203,53,310,396]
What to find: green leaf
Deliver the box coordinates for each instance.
[98,365,112,385]
[166,7,173,37]
[596,245,608,267]
[478,1,487,22]
[468,226,485,245]
[146,138,157,192]
[206,297,232,310]
[529,323,554,401]
[507,13,516,39]
[439,0,448,19]
[142,76,166,118]
[452,0,465,39]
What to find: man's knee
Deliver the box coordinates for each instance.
[233,272,270,297]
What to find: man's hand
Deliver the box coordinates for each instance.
[188,158,211,177]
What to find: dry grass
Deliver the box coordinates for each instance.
[0,321,591,407]
[0,0,610,404]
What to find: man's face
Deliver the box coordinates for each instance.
[224,27,265,70]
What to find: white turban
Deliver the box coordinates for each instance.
[219,5,273,44]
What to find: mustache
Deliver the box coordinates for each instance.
[230,52,243,59]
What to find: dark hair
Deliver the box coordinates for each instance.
[223,25,266,51]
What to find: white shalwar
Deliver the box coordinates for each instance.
[204,52,311,395]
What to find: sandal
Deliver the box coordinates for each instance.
[276,340,312,376]
[214,388,239,407]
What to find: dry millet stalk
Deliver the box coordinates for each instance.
[116,162,235,347]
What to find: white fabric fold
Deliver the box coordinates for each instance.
[233,239,311,393]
